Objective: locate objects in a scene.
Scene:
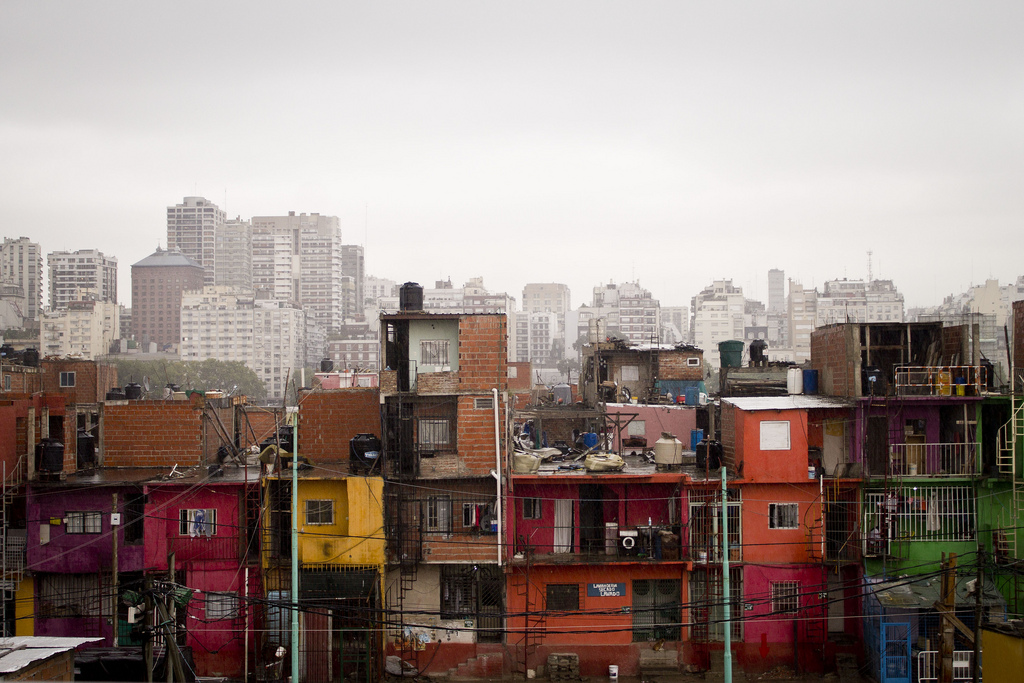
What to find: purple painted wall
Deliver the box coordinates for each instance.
[26,485,144,574]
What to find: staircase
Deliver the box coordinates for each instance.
[440,653,504,680]
[997,397,1024,560]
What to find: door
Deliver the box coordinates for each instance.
[554,499,574,553]
[866,417,889,476]
[881,621,911,683]
[579,484,605,554]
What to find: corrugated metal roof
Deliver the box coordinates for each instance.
[4,636,104,649]
[0,636,103,674]
[723,396,853,411]
[0,647,68,674]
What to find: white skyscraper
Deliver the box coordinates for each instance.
[167,196,226,286]
[47,248,118,309]
[0,236,42,321]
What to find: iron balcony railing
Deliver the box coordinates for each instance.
[894,366,986,397]
[889,442,977,476]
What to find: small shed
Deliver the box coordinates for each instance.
[0,636,102,681]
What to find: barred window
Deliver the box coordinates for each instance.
[66,511,102,534]
[864,486,975,545]
[418,418,451,451]
[689,489,741,561]
[420,340,450,365]
[771,581,799,613]
[546,584,580,611]
[305,499,334,525]
[768,503,799,529]
[206,592,240,620]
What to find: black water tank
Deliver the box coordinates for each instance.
[36,438,64,472]
[750,339,767,364]
[0,344,13,359]
[77,429,96,468]
[320,358,334,373]
[106,387,126,401]
[124,382,143,400]
[261,425,295,454]
[22,348,39,367]
[399,282,423,311]
[350,433,382,473]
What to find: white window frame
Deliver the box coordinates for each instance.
[59,371,76,388]
[66,511,102,534]
[179,508,217,536]
[305,499,334,525]
[687,357,701,367]
[760,420,791,451]
[771,581,800,613]
[426,495,452,533]
[768,503,800,529]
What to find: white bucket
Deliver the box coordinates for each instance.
[908,463,918,476]
[609,665,619,680]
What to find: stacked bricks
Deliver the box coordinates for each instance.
[102,401,203,467]
[658,349,704,381]
[457,315,507,393]
[298,388,381,466]
[547,653,581,682]
[455,395,503,477]
[241,405,284,447]
[417,371,459,394]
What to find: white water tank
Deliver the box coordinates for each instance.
[787,367,804,395]
[654,433,684,465]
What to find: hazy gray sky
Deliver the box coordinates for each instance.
[2,1,1021,310]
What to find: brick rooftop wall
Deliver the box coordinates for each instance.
[659,350,703,381]
[457,315,507,393]
[298,388,381,466]
[103,401,203,467]
[811,325,855,397]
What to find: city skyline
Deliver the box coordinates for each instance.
[2,2,1022,311]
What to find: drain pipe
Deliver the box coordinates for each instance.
[493,388,502,566]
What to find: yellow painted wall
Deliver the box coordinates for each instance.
[298,477,385,566]
[15,576,33,636]
[982,627,1024,683]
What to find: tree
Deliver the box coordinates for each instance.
[111,358,267,400]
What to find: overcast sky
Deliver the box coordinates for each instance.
[2,1,1021,311]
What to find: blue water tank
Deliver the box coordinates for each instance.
[802,369,819,395]
[690,429,704,450]
[583,432,599,449]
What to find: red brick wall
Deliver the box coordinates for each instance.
[103,401,204,467]
[241,406,284,448]
[810,325,855,397]
[1,366,41,394]
[507,362,532,392]
[417,371,459,394]
[941,325,968,365]
[457,315,507,393]
[659,350,704,381]
[298,388,380,466]
[40,359,117,404]
[421,480,501,563]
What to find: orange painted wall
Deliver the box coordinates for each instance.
[734,408,810,483]
[740,482,820,565]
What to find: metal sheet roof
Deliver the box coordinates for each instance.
[0,636,103,674]
[723,396,853,411]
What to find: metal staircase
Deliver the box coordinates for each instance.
[996,396,1024,560]
[0,458,25,637]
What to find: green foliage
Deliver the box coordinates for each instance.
[111,358,267,400]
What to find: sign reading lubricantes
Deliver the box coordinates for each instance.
[587,583,626,597]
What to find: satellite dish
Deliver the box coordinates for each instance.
[143,376,151,393]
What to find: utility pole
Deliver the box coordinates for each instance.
[291,415,300,682]
[939,553,957,683]
[167,552,175,683]
[144,577,153,683]
[112,492,119,647]
[973,550,983,683]
[722,466,732,683]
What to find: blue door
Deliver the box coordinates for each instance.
[881,622,911,683]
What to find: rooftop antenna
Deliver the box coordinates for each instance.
[867,250,873,282]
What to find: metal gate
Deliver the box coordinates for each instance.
[881,622,911,683]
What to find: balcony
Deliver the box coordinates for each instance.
[889,442,976,476]
[168,534,241,563]
[511,523,684,563]
[894,366,986,397]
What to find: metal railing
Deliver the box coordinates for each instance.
[895,366,986,397]
[917,650,975,682]
[889,442,977,476]
[168,535,242,562]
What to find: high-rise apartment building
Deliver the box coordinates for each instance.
[768,268,785,314]
[251,212,344,333]
[180,287,306,400]
[787,280,817,363]
[577,281,659,346]
[40,300,120,360]
[131,248,205,351]
[0,236,42,321]
[167,196,226,286]
[214,218,253,290]
[661,306,689,344]
[47,249,118,309]
[690,279,745,367]
[341,244,365,320]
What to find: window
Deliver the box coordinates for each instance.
[689,489,741,561]
[206,592,240,620]
[771,581,799,613]
[546,584,580,611]
[769,503,799,529]
[632,579,680,641]
[418,418,451,452]
[426,496,452,532]
[508,366,518,379]
[66,511,102,534]
[627,420,646,437]
[179,508,217,537]
[687,357,701,367]
[620,365,639,382]
[420,340,450,365]
[690,568,743,641]
[266,590,291,645]
[440,565,503,641]
[305,499,334,525]
[523,498,542,520]
[38,573,104,618]
[59,371,76,388]
[760,421,791,450]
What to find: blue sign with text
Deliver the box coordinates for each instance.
[587,583,626,597]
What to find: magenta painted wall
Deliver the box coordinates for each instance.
[606,404,697,450]
[143,483,248,571]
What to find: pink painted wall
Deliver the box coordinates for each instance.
[605,404,697,450]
